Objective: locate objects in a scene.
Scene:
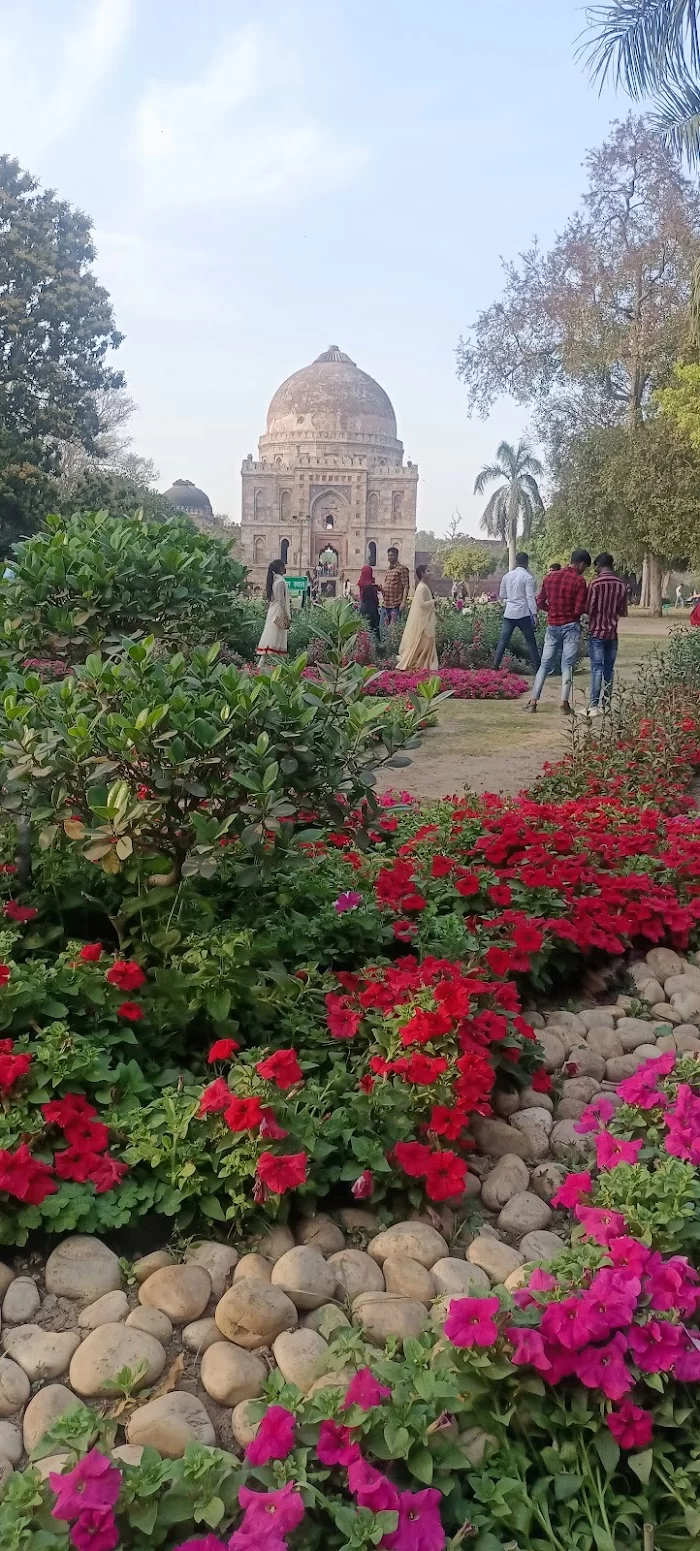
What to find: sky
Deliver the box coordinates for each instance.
[0,0,628,535]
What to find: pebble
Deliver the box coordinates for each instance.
[181,1318,225,1354]
[493,1089,520,1118]
[382,1255,435,1306]
[0,1420,22,1465]
[497,1192,552,1234]
[368,1223,448,1270]
[563,1049,606,1081]
[200,1343,267,1406]
[550,1120,595,1160]
[431,1258,490,1295]
[214,1281,297,1349]
[45,1237,122,1303]
[69,1323,165,1397]
[0,1357,30,1416]
[616,1018,659,1051]
[577,1009,615,1031]
[78,1291,129,1329]
[665,973,700,998]
[671,990,700,1021]
[545,1011,586,1034]
[555,1099,587,1120]
[518,1086,553,1113]
[638,978,665,1005]
[139,1265,211,1325]
[126,1307,173,1344]
[233,1254,272,1283]
[273,1328,329,1391]
[463,1173,482,1199]
[2,1327,80,1383]
[352,1292,428,1343]
[470,1117,529,1161]
[561,1076,600,1103]
[520,1230,566,1263]
[646,948,684,980]
[126,1392,215,1458]
[651,1003,682,1024]
[336,1207,381,1232]
[586,1028,623,1059]
[530,1162,567,1202]
[508,1109,553,1160]
[22,1385,81,1454]
[676,1030,700,1053]
[35,1452,71,1481]
[251,1226,295,1263]
[133,1251,174,1284]
[0,1267,14,1302]
[606,1048,658,1082]
[271,1247,338,1311]
[549,1028,588,1056]
[481,1155,530,1211]
[302,1305,350,1338]
[231,1399,263,1449]
[537,1031,567,1071]
[466,1238,525,1284]
[295,1215,345,1255]
[2,1278,40,1324]
[630,961,657,991]
[184,1243,238,1300]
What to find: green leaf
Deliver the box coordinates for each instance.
[554,1473,583,1502]
[627,1448,653,1486]
[206,989,231,1023]
[407,1444,433,1484]
[594,1429,620,1475]
[200,1195,226,1221]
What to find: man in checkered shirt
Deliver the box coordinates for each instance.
[381,547,410,631]
[528,548,591,714]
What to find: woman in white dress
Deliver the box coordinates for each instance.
[257,560,291,662]
[396,566,439,672]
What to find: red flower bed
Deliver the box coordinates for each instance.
[362,668,529,699]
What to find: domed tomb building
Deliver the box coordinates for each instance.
[163,479,214,530]
[241,347,417,592]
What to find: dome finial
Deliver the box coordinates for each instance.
[314,345,355,365]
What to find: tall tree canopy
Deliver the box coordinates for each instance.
[581,2,700,163]
[457,117,700,448]
[473,439,544,568]
[0,156,123,457]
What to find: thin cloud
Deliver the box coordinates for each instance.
[131,21,366,208]
[0,0,133,159]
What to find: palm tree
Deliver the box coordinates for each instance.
[473,440,544,570]
[580,2,700,164]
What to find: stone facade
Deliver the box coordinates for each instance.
[241,347,417,593]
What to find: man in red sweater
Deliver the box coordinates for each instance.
[581,552,628,715]
[528,548,591,714]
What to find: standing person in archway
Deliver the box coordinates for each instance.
[528,549,591,714]
[381,547,409,633]
[257,560,291,662]
[493,551,540,672]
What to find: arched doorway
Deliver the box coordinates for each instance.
[368,540,377,566]
[280,538,290,564]
[317,545,339,597]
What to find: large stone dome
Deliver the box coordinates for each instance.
[265,347,397,445]
[163,479,213,518]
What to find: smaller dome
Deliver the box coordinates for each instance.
[163,478,213,517]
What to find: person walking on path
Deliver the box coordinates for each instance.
[396,566,439,671]
[493,551,540,672]
[381,547,410,632]
[527,549,591,714]
[257,559,291,662]
[578,552,628,717]
[357,564,381,637]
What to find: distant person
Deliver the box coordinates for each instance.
[451,579,467,611]
[357,564,381,636]
[396,566,438,671]
[493,552,540,673]
[549,562,562,572]
[676,584,685,608]
[257,559,290,662]
[579,553,628,716]
[343,577,354,601]
[528,549,591,714]
[381,547,410,631]
[303,570,314,608]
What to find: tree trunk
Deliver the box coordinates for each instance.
[640,555,650,609]
[648,552,663,617]
[507,488,518,571]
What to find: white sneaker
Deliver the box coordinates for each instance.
[576,705,600,719]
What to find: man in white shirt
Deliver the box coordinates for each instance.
[493,552,541,672]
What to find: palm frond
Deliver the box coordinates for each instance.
[580,1,700,96]
[652,67,700,160]
[518,490,537,542]
[519,472,545,511]
[473,463,506,496]
[480,488,508,540]
[495,440,519,474]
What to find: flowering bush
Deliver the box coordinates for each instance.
[361,668,529,700]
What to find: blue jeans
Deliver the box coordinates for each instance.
[381,606,401,632]
[531,623,581,704]
[589,636,618,707]
[493,614,540,672]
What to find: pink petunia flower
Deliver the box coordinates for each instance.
[575,1332,633,1400]
[71,1509,120,1551]
[606,1400,654,1450]
[551,1171,592,1209]
[334,891,363,914]
[50,1451,122,1520]
[347,1457,400,1514]
[595,1132,643,1170]
[236,1484,305,1536]
[444,1296,501,1349]
[575,1205,627,1246]
[343,1368,392,1410]
[575,1098,616,1135]
[245,1406,295,1465]
[628,1319,686,1374]
[316,1420,361,1467]
[383,1488,445,1551]
[607,1237,652,1277]
[506,1326,552,1371]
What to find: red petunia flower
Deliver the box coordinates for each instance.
[4,902,38,923]
[79,943,103,963]
[0,965,10,987]
[256,1151,308,1194]
[425,1149,467,1202]
[255,1049,303,1090]
[207,1038,240,1063]
[42,1095,97,1127]
[393,1141,433,1178]
[531,1070,553,1093]
[224,1096,265,1132]
[198,1079,232,1117]
[91,1155,129,1193]
[117,1002,144,1021]
[0,1143,56,1204]
[0,1051,31,1094]
[105,960,146,991]
[485,946,512,977]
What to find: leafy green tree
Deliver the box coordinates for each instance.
[457,118,700,448]
[656,360,700,446]
[581,2,700,163]
[473,440,544,569]
[543,416,700,612]
[56,468,173,525]
[441,543,497,590]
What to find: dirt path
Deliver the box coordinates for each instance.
[376,613,677,800]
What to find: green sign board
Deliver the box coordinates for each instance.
[286,576,308,594]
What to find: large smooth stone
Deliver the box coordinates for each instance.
[518,1086,553,1113]
[471,1118,529,1161]
[234,1254,272,1283]
[2,1278,40,1325]
[78,1291,129,1329]
[508,1110,552,1160]
[352,1292,428,1344]
[645,948,684,981]
[0,1358,29,1417]
[563,1049,606,1081]
[327,1247,384,1304]
[271,1247,337,1311]
[181,1318,226,1354]
[578,1009,615,1031]
[2,1327,80,1383]
[586,1028,623,1059]
[250,1226,295,1263]
[231,1400,263,1449]
[0,1268,14,1301]
[214,1281,297,1349]
[671,990,700,1022]
[133,1252,174,1284]
[200,1343,267,1406]
[545,1011,586,1034]
[69,1324,165,1397]
[273,1329,329,1391]
[555,1099,586,1121]
[368,1223,448,1270]
[431,1259,490,1296]
[537,1032,567,1071]
[497,1192,552,1234]
[22,1385,81,1454]
[382,1255,435,1306]
[520,1230,566,1263]
[638,979,665,1005]
[551,1120,595,1160]
[295,1216,345,1255]
[480,1155,530,1211]
[0,1421,21,1466]
[126,1393,215,1458]
[530,1163,567,1203]
[138,1265,211,1325]
[184,1243,238,1300]
[651,1003,682,1024]
[561,1077,600,1103]
[676,1030,700,1052]
[466,1238,525,1284]
[617,1018,658,1051]
[45,1237,121,1303]
[126,1307,173,1344]
[606,1048,659,1082]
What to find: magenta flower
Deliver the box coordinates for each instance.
[444,1295,501,1349]
[608,1236,652,1277]
[551,1171,592,1209]
[606,1400,654,1450]
[351,1169,374,1200]
[506,1326,552,1371]
[618,1052,675,1108]
[575,1098,616,1135]
[579,1271,641,1341]
[542,1342,578,1384]
[513,1268,558,1309]
[316,1420,361,1467]
[229,1529,286,1551]
[236,1485,305,1536]
[541,1297,588,1352]
[575,1332,632,1400]
[347,1457,400,1514]
[245,1405,295,1465]
[595,1132,643,1169]
[71,1509,120,1551]
[575,1205,627,1246]
[173,1541,228,1551]
[343,1368,392,1410]
[628,1319,686,1374]
[334,891,363,914]
[674,1336,700,1380]
[644,1252,700,1315]
[50,1451,122,1521]
[383,1488,445,1551]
